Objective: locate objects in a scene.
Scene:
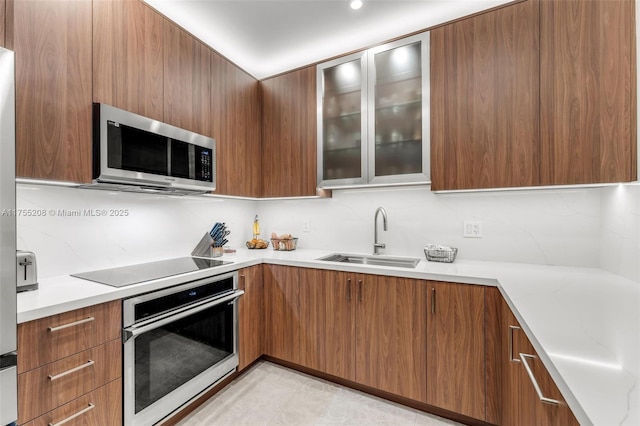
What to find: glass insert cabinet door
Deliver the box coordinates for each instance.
[317,52,369,186]
[317,33,429,188]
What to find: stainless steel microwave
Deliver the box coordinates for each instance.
[92,103,216,193]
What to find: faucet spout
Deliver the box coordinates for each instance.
[373,207,388,255]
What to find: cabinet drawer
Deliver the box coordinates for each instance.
[18,300,121,373]
[21,378,122,426]
[18,339,121,424]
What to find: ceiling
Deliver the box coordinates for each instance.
[143,0,514,80]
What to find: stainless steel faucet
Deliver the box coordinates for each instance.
[373,207,388,255]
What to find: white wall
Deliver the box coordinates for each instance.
[259,185,602,267]
[16,184,257,278]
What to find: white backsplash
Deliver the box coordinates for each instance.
[16,182,640,282]
[16,184,257,278]
[259,186,602,267]
[600,184,640,282]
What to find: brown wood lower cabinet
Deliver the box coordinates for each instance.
[17,300,121,373]
[22,378,122,426]
[355,274,427,402]
[299,269,355,381]
[238,265,264,371]
[500,297,579,425]
[264,265,302,364]
[426,282,486,419]
[18,340,121,423]
[17,300,122,425]
[264,266,427,403]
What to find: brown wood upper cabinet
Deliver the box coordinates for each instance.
[431,0,636,190]
[211,55,262,198]
[540,0,636,185]
[261,67,317,197]
[163,21,212,138]
[93,0,164,122]
[431,0,540,190]
[7,0,93,183]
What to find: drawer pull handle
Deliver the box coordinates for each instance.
[347,278,351,301]
[48,316,95,332]
[48,403,95,426]
[519,353,560,406]
[48,360,95,381]
[508,325,521,362]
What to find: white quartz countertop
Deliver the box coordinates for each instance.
[18,249,639,426]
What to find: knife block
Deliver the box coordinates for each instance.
[191,233,218,258]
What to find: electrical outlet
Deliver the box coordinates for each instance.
[303,219,311,232]
[463,220,483,238]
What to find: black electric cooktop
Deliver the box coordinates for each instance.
[71,257,231,287]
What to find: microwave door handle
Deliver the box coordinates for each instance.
[123,290,244,343]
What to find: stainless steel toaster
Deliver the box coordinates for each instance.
[16,250,37,292]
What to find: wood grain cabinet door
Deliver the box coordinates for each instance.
[0,0,5,47]
[21,378,122,426]
[260,66,317,197]
[17,300,121,373]
[263,265,301,364]
[297,269,356,381]
[500,297,534,425]
[238,265,264,371]
[210,54,261,197]
[7,0,93,183]
[18,340,121,424]
[426,282,485,419]
[500,296,579,426]
[163,20,212,137]
[318,270,356,381]
[540,0,636,185]
[93,0,164,122]
[355,275,427,402]
[431,0,540,190]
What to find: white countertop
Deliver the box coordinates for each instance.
[18,249,639,426]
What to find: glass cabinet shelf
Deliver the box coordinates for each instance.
[317,32,429,188]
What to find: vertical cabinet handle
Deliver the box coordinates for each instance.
[48,403,95,426]
[48,316,95,332]
[509,325,521,362]
[358,280,363,302]
[519,353,560,406]
[347,278,351,301]
[431,288,436,314]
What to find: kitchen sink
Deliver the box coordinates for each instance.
[317,253,421,269]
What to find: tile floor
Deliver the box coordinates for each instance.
[178,361,464,426]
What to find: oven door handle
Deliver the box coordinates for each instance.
[122,290,244,343]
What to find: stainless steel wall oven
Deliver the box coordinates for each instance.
[122,271,242,426]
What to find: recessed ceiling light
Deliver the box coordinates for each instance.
[350,0,363,10]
